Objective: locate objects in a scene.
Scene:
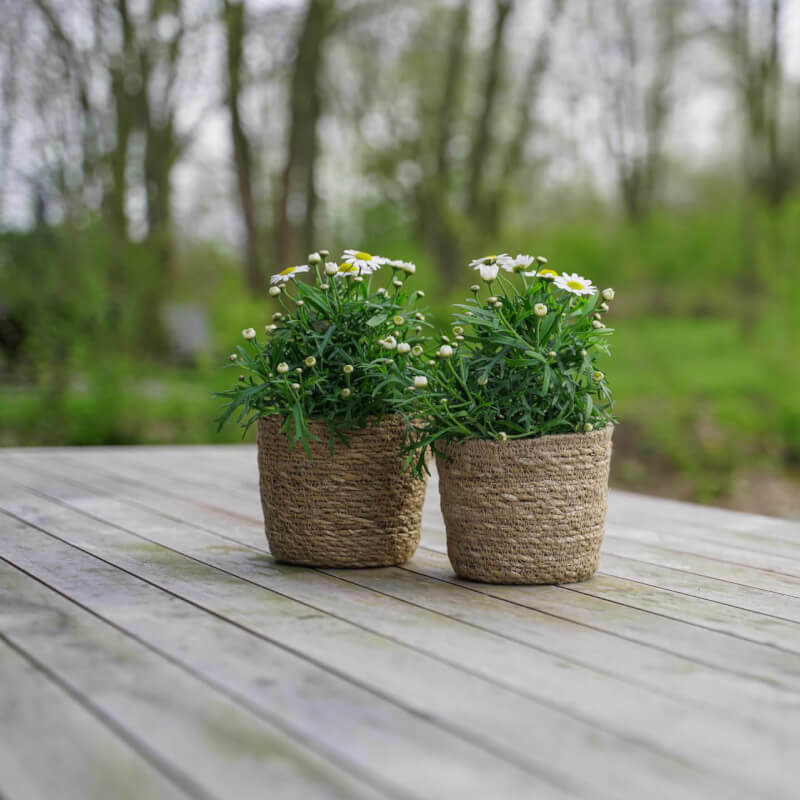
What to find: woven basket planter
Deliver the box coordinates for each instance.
[257,415,426,567]
[436,426,613,584]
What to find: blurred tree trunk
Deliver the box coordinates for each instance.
[723,0,790,206]
[276,0,333,268]
[466,0,512,227]
[224,0,262,292]
[596,0,681,223]
[485,0,565,235]
[416,0,470,286]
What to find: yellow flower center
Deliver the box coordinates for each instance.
[279,266,296,276]
[539,269,557,278]
[355,251,372,260]
[484,255,498,263]
[567,280,584,290]
[338,263,358,273]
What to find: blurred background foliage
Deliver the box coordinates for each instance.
[1,0,799,516]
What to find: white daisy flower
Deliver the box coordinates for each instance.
[554,272,597,296]
[270,264,310,285]
[508,254,535,274]
[341,249,385,274]
[242,328,256,340]
[342,364,354,374]
[277,362,289,374]
[381,336,397,350]
[411,345,423,357]
[388,259,416,274]
[324,262,339,275]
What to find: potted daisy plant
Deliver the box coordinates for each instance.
[217,249,431,568]
[397,253,617,584]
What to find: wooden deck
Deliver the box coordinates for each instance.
[1,446,798,800]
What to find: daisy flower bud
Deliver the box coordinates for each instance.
[415,312,425,321]
[593,371,605,382]
[319,249,330,258]
[308,252,321,264]
[441,335,450,343]
[228,353,238,362]
[376,287,387,296]
[584,422,594,432]
[416,290,425,297]
[381,336,397,350]
[268,286,281,296]
[354,275,364,283]
[455,335,464,341]
[242,328,256,340]
[342,364,354,374]
[497,432,508,442]
[393,315,405,326]
[601,288,615,301]
[272,312,283,321]
[536,256,548,264]
[470,284,480,293]
[304,356,317,368]
[295,367,303,374]
[453,326,464,335]
[534,303,548,317]
[439,397,448,405]
[397,342,411,354]
[548,350,557,358]
[600,302,609,312]
[413,375,428,389]
[487,296,498,304]
[392,278,403,288]
[277,362,289,374]
[427,359,436,366]
[296,299,305,306]
[592,320,605,329]
[320,283,330,290]
[580,349,587,357]
[291,382,300,391]
[238,375,245,381]
[437,345,453,358]
[593,313,602,320]
[324,262,339,275]
[411,345,423,357]
[341,388,351,398]
[477,375,488,386]
[494,302,503,309]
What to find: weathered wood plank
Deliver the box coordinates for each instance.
[0,637,191,800]
[0,476,751,800]
[0,469,796,799]
[46,449,800,647]
[19,449,800,695]
[0,558,389,800]
[93,446,800,550]
[0,516,566,800]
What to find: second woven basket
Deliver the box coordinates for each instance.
[257,415,426,567]
[437,426,613,584]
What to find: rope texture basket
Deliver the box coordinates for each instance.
[437,426,613,584]
[257,415,426,567]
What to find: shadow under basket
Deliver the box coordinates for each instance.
[257,415,427,567]
[436,426,614,584]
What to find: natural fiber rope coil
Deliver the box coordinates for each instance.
[437,426,613,584]
[257,415,427,567]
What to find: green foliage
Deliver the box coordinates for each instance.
[392,257,617,476]
[215,252,432,454]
